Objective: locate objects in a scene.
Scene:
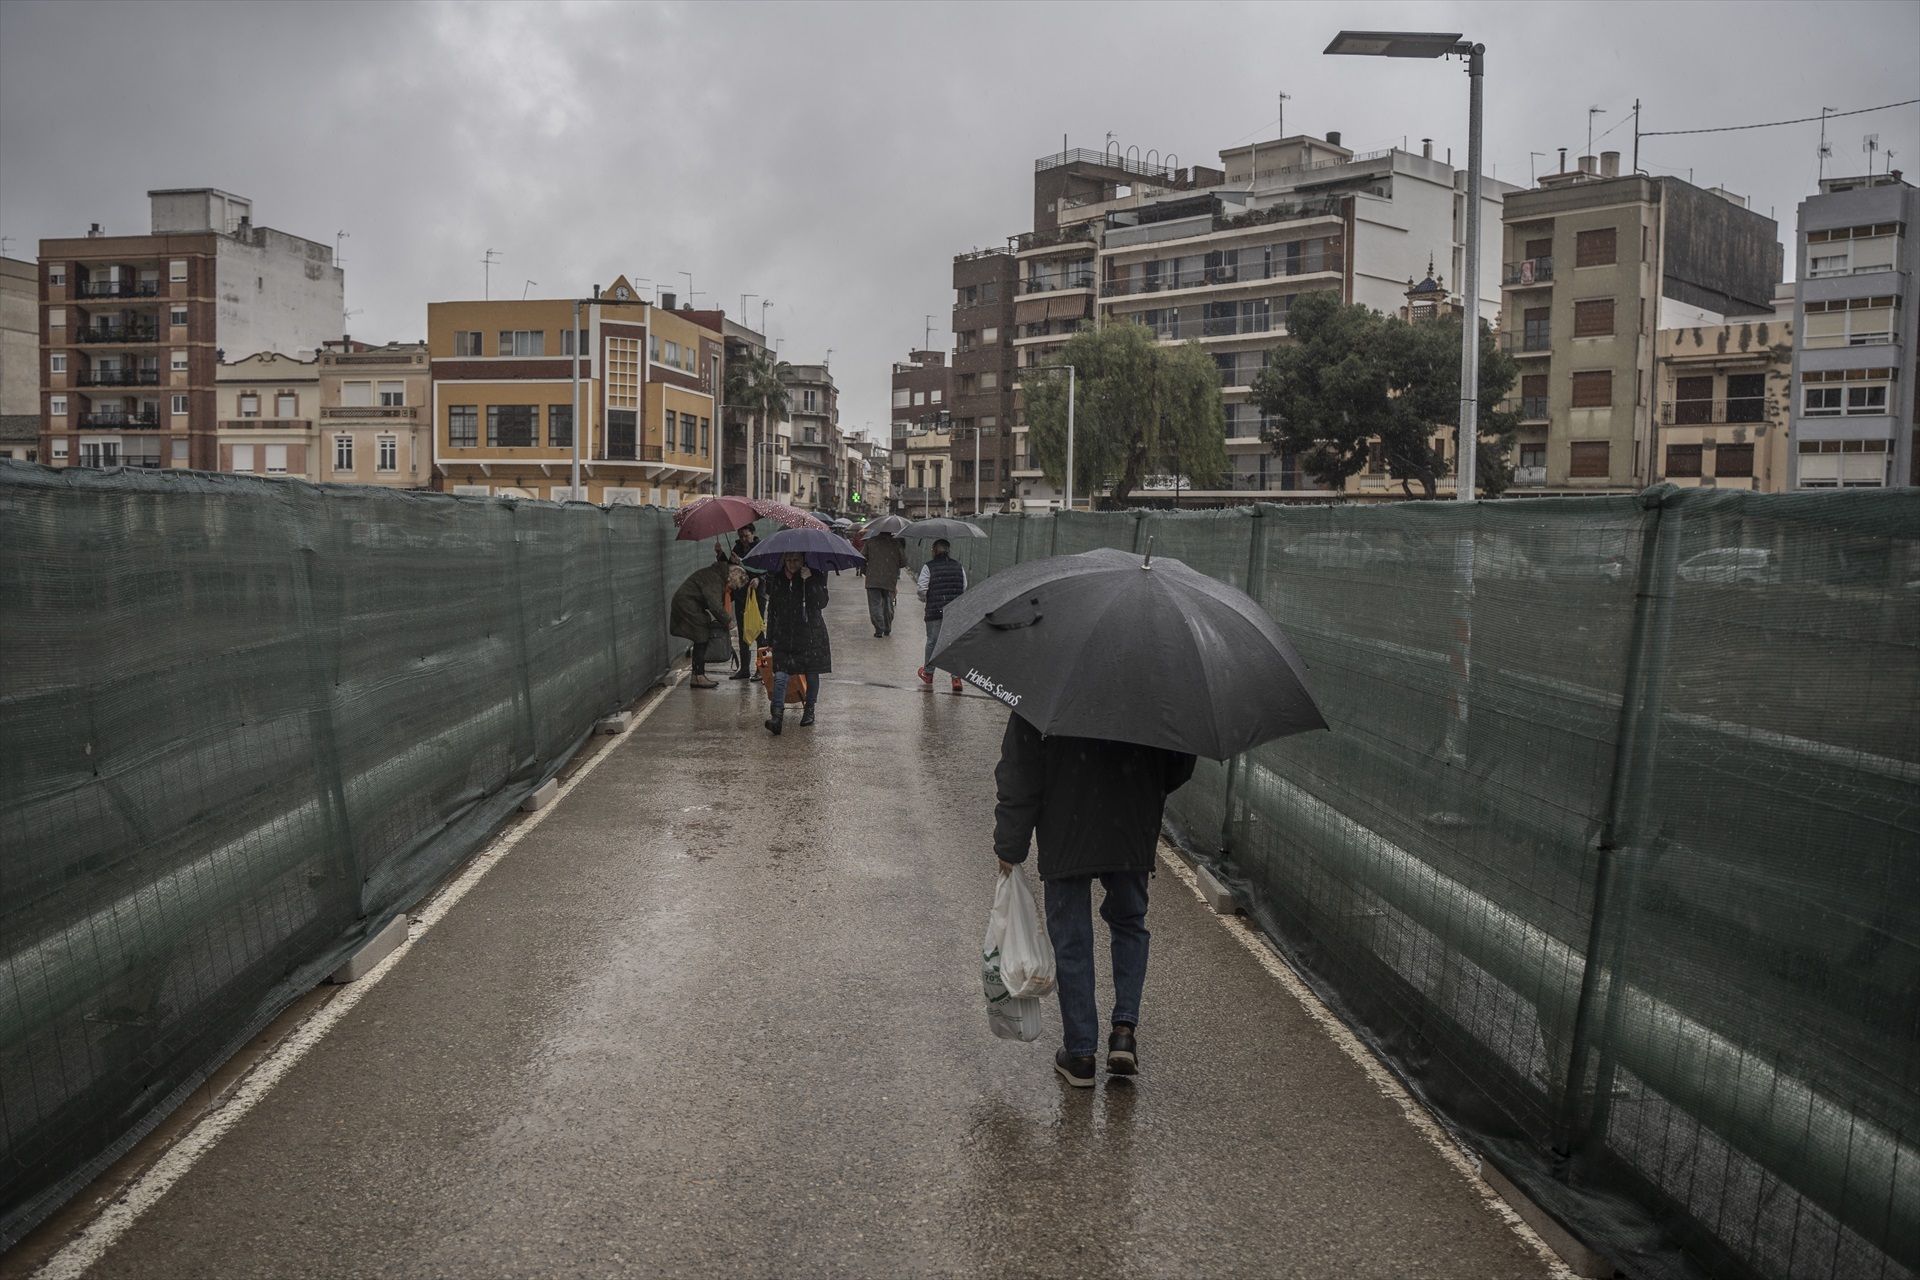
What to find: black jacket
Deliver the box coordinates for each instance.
[762,569,832,674]
[992,714,1196,880]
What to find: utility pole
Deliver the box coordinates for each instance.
[482,249,499,300]
[1631,99,1642,174]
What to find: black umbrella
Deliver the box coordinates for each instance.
[928,546,1327,759]
[901,517,985,541]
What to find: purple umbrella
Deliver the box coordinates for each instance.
[742,526,866,574]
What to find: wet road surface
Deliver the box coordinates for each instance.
[65,591,1555,1279]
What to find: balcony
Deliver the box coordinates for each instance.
[1502,257,1554,287]
[1103,256,1343,299]
[76,369,161,387]
[75,325,159,345]
[219,418,311,431]
[79,411,160,429]
[1518,396,1549,421]
[1660,401,1768,426]
[76,280,162,299]
[1020,274,1096,295]
[1142,312,1289,342]
[1512,465,1548,486]
[321,405,419,421]
[1500,330,1551,355]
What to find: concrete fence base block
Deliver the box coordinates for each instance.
[328,914,410,985]
[595,712,633,735]
[520,779,559,812]
[1478,1159,1616,1278]
[1193,863,1239,914]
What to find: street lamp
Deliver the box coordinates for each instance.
[1326,29,1483,501]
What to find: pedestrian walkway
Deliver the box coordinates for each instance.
[31,595,1563,1279]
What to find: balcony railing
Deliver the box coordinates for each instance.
[1519,396,1549,420]
[219,418,311,431]
[1502,257,1554,286]
[75,325,159,344]
[1104,256,1343,298]
[1014,224,1098,253]
[321,405,418,420]
[1659,401,1769,426]
[1500,330,1551,354]
[1020,275,1096,295]
[1512,465,1548,485]
[79,411,160,429]
[1141,312,1289,341]
[76,280,163,299]
[76,369,161,387]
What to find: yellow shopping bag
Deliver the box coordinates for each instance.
[742,588,765,649]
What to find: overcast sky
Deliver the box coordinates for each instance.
[3,0,1915,437]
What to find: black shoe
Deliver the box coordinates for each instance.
[729,669,752,681]
[1108,1027,1138,1076]
[1054,1049,1096,1088]
[764,712,783,736]
[799,707,816,727]
[874,629,885,638]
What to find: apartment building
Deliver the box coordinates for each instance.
[1788,172,1917,488]
[713,316,783,498]
[1650,285,1796,493]
[1,256,37,460]
[899,426,952,516]
[216,351,318,478]
[1499,156,1783,494]
[429,279,720,505]
[951,250,1017,513]
[782,363,839,510]
[889,348,951,513]
[38,188,343,471]
[318,342,430,488]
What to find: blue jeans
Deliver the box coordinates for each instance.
[923,617,941,671]
[1043,872,1150,1057]
[867,588,895,635]
[771,670,818,712]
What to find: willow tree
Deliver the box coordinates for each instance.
[1023,321,1226,507]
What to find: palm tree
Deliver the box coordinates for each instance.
[724,350,793,498]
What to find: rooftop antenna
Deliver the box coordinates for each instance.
[1529,151,1547,184]
[925,314,936,349]
[1818,107,1835,180]
[1587,106,1606,162]
[1863,133,1881,173]
[522,279,538,299]
[1886,148,1899,177]
[335,230,349,265]
[679,270,694,304]
[1278,90,1291,141]
[482,248,500,299]
[0,236,12,256]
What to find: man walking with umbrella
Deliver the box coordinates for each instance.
[728,523,765,679]
[743,526,861,735]
[916,538,967,694]
[858,517,908,638]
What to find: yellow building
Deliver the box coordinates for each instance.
[427,277,720,505]
[1654,309,1794,492]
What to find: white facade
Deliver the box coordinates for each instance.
[213,228,344,361]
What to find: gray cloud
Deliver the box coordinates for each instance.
[3,0,1915,439]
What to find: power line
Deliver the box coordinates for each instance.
[1641,98,1918,138]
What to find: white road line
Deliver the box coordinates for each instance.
[1158,846,1577,1280]
[32,675,686,1280]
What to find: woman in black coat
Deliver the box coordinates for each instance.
[762,552,831,735]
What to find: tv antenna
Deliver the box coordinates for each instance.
[925,314,936,349]
[335,230,349,265]
[482,248,500,299]
[1587,106,1606,161]
[1818,107,1835,180]
[522,279,538,300]
[1863,133,1881,171]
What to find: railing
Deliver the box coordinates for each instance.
[76,369,161,387]
[1519,396,1549,420]
[320,405,418,420]
[1035,147,1174,181]
[1104,256,1343,298]
[219,419,310,431]
[1014,224,1097,253]
[1503,257,1554,286]
[79,412,160,428]
[1137,312,1289,341]
[324,351,426,366]
[1660,402,1769,426]
[75,281,162,299]
[1511,464,1548,484]
[74,325,158,344]
[1500,331,1551,354]
[1020,275,1096,294]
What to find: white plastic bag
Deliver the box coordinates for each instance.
[982,870,1056,1042]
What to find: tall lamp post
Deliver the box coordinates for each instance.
[1326,29,1483,501]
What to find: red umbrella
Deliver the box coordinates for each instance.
[749,499,829,530]
[674,495,758,542]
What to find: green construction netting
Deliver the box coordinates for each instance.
[0,464,710,1247]
[963,490,1919,1280]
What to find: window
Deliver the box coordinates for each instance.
[1575,228,1617,268]
[50,394,67,417]
[50,353,66,374]
[497,330,544,357]
[1570,371,1612,408]
[548,405,572,447]
[276,394,297,418]
[231,444,255,472]
[931,388,942,403]
[171,439,188,463]
[239,394,260,417]
[982,326,999,343]
[561,328,588,356]
[1524,237,1552,260]
[48,264,65,286]
[892,388,910,408]
[980,371,998,390]
[664,340,680,364]
[487,404,537,446]
[1725,373,1766,423]
[51,439,68,460]
[1522,306,1550,350]
[334,436,353,471]
[1803,387,1843,417]
[1847,385,1889,414]
[1665,444,1703,477]
[1570,441,1611,477]
[48,307,64,328]
[648,335,660,361]
[377,381,405,406]
[700,417,711,454]
[453,331,483,357]
[1520,373,1548,419]
[170,349,188,372]
[913,391,926,406]
[171,394,189,416]
[265,444,288,474]
[449,405,479,447]
[377,435,398,472]
[1808,252,1850,279]
[1673,375,1714,425]
[342,381,373,407]
[1573,298,1615,338]
[1803,296,1899,347]
[1519,442,1546,469]
[170,305,188,326]
[681,412,697,452]
[1715,443,1754,477]
[169,259,187,283]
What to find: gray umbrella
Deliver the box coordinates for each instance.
[859,514,910,538]
[901,517,986,541]
[927,546,1327,759]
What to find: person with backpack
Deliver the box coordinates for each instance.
[916,538,966,694]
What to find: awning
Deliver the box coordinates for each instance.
[1014,298,1051,325]
[1048,295,1090,320]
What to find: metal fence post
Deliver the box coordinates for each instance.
[507,502,541,767]
[599,507,622,707]
[288,489,362,917]
[1219,505,1270,857]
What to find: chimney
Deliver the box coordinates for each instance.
[87,223,104,238]
[660,290,677,310]
[1601,151,1620,178]
[1326,130,1342,147]
[1578,155,1598,175]
[1421,138,1433,159]
[1558,147,1568,174]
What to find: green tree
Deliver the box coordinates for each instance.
[1024,322,1226,507]
[723,349,792,499]
[1252,290,1519,499]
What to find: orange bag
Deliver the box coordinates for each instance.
[756,647,807,703]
